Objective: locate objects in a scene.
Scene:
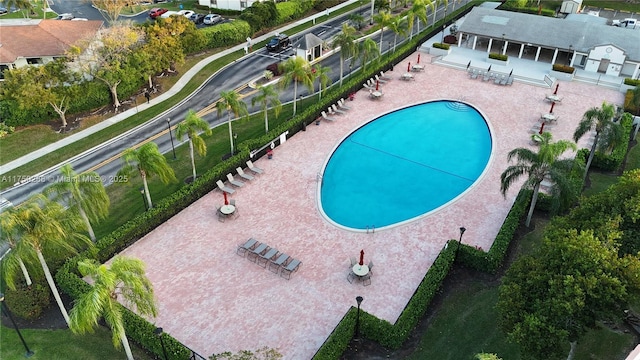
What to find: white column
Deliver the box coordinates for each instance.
[535,47,541,62]
[458,33,463,47]
[551,48,558,64]
[569,51,576,67]
[472,35,477,50]
[502,41,508,55]
[487,38,493,53]
[518,44,524,58]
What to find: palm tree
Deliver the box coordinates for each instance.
[3,0,33,18]
[175,110,212,181]
[408,0,430,40]
[349,13,365,31]
[19,194,93,325]
[216,90,248,156]
[374,11,394,55]
[313,64,332,101]
[279,56,314,116]
[118,142,177,209]
[69,256,157,360]
[388,15,408,52]
[44,164,110,242]
[332,24,359,86]
[0,205,39,289]
[251,85,282,134]
[358,38,379,73]
[431,0,444,28]
[500,132,577,227]
[573,102,624,182]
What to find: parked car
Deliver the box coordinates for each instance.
[55,13,74,20]
[612,18,638,29]
[0,7,8,15]
[160,10,180,19]
[203,13,222,25]
[149,8,168,19]
[190,13,205,24]
[266,34,290,52]
[178,10,194,18]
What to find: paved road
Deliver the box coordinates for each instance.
[1,1,456,206]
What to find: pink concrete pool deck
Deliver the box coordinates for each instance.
[118,53,624,359]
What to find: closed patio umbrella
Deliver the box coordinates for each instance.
[554,83,559,95]
[359,250,364,266]
[224,192,228,205]
[417,53,421,64]
[376,80,379,91]
[407,62,411,72]
[550,102,555,114]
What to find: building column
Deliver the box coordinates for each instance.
[518,43,524,58]
[551,48,559,64]
[535,47,541,62]
[569,50,576,67]
[472,35,477,50]
[502,41,508,55]
[458,33,463,47]
[487,38,493,53]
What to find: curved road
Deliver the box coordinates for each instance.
[1,1,457,206]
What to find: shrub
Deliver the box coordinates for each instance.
[432,42,450,50]
[552,64,575,74]
[590,112,633,171]
[201,21,252,48]
[0,122,16,138]
[488,53,508,61]
[4,279,51,320]
[624,78,640,86]
[276,2,299,23]
[624,90,640,115]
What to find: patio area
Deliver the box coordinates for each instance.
[118,52,624,359]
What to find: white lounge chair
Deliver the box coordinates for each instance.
[321,111,336,122]
[338,99,351,110]
[246,160,264,174]
[226,173,245,187]
[379,71,392,81]
[374,75,387,84]
[216,180,235,194]
[331,104,346,115]
[236,167,254,181]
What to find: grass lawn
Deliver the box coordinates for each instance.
[0,324,153,360]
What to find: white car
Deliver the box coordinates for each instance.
[203,13,222,25]
[55,13,74,20]
[178,10,194,18]
[160,10,179,18]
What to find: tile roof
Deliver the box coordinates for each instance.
[0,19,103,63]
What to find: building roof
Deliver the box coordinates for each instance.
[0,19,103,63]
[458,7,640,60]
[301,33,323,51]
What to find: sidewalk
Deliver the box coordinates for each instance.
[0,0,359,175]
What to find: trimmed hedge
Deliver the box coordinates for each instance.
[488,52,508,61]
[590,112,634,171]
[552,64,575,74]
[432,42,450,50]
[624,78,640,86]
[200,20,252,49]
[624,90,640,115]
[4,279,51,320]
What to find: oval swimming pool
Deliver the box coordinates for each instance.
[319,100,492,230]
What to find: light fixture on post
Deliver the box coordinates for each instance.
[0,293,34,358]
[233,133,238,155]
[456,227,466,259]
[355,296,364,338]
[139,187,148,211]
[154,327,169,360]
[166,118,177,160]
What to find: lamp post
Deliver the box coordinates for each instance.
[0,293,34,358]
[154,327,169,360]
[455,227,466,259]
[369,0,374,25]
[355,296,363,338]
[139,188,148,211]
[233,133,237,154]
[166,118,176,160]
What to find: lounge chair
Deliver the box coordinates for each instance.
[236,238,258,257]
[281,258,301,280]
[338,99,351,110]
[374,75,387,84]
[379,71,392,81]
[246,160,264,174]
[269,253,289,274]
[321,111,337,122]
[236,167,254,181]
[331,104,346,115]
[226,173,245,187]
[216,180,235,194]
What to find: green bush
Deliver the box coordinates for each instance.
[488,53,508,61]
[624,78,640,86]
[4,279,51,320]
[201,21,252,49]
[590,112,633,172]
[432,42,450,50]
[552,64,575,74]
[276,2,299,23]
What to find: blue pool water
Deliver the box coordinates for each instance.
[319,101,492,230]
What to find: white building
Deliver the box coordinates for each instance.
[197,0,263,11]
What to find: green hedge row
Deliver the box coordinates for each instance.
[433,42,450,50]
[200,20,252,49]
[624,78,640,86]
[590,112,634,171]
[489,52,508,61]
[498,3,556,17]
[552,63,575,74]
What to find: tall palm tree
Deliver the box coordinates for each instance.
[19,194,92,325]
[118,142,177,209]
[431,0,444,28]
[251,85,282,134]
[216,90,248,156]
[0,205,39,289]
[44,164,110,242]
[388,15,408,52]
[175,110,212,181]
[3,0,33,18]
[332,24,359,86]
[70,256,157,360]
[374,11,394,55]
[573,102,624,182]
[358,38,379,73]
[313,64,332,101]
[500,132,577,227]
[408,0,430,40]
[279,56,314,116]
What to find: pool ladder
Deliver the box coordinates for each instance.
[366,225,375,234]
[316,172,323,183]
